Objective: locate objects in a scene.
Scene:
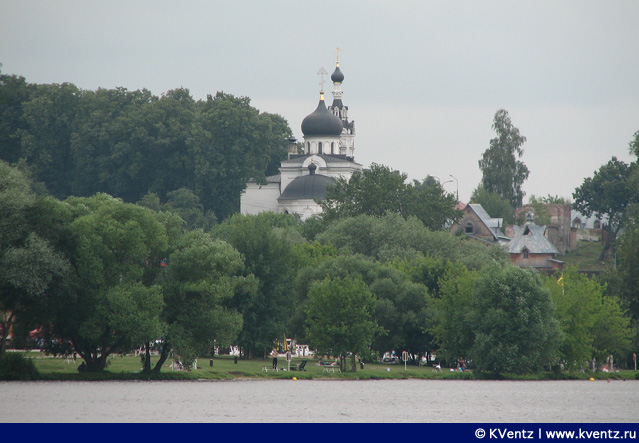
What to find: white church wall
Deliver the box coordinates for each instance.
[241,183,280,216]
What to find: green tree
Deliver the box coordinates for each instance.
[190,93,290,219]
[286,241,340,342]
[19,82,81,198]
[305,275,383,371]
[293,254,434,362]
[572,156,637,261]
[320,164,459,230]
[430,264,479,365]
[467,265,562,375]
[615,221,639,347]
[0,161,35,250]
[0,162,69,355]
[212,213,299,358]
[70,87,157,200]
[316,213,508,268]
[0,69,33,164]
[144,88,198,197]
[0,233,69,355]
[316,213,424,261]
[150,230,249,372]
[545,268,631,369]
[0,76,292,221]
[368,274,432,363]
[46,194,168,371]
[164,188,217,230]
[320,163,409,220]
[478,109,529,209]
[408,176,461,230]
[137,188,217,231]
[629,130,639,158]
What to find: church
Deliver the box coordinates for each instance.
[240,56,363,220]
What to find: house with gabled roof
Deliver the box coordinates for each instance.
[509,212,565,271]
[449,203,510,245]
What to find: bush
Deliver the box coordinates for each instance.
[0,352,40,380]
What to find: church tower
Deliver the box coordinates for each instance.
[300,86,343,155]
[240,52,363,220]
[328,49,356,158]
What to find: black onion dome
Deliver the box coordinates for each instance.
[278,172,336,201]
[331,65,344,83]
[301,96,343,137]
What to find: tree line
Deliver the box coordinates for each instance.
[2,159,635,374]
[0,69,290,220]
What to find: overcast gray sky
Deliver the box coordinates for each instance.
[2,1,638,203]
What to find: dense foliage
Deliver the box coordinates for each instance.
[0,71,291,220]
[305,276,382,370]
[545,267,631,369]
[320,163,460,230]
[572,157,637,260]
[0,351,39,380]
[2,154,636,374]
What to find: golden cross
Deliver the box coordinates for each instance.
[317,67,328,91]
[335,47,341,63]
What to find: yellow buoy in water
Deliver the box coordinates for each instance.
[589,377,595,382]
[292,377,297,381]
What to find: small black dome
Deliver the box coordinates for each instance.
[278,173,335,201]
[331,65,344,83]
[301,96,343,137]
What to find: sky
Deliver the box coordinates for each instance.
[1,1,638,204]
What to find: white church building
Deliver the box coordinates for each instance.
[240,58,363,220]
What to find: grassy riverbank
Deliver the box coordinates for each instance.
[9,351,638,381]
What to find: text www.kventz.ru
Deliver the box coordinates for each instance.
[475,427,637,439]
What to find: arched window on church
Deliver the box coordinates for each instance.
[331,142,335,154]
[465,222,474,234]
[522,248,529,259]
[594,220,601,229]
[318,142,323,154]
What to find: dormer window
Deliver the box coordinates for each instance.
[465,222,474,234]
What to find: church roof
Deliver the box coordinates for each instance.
[278,173,336,201]
[246,174,280,184]
[301,94,343,137]
[331,65,344,83]
[264,174,280,183]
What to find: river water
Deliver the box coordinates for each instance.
[1,379,637,423]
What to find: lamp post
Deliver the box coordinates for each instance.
[450,175,459,202]
[429,176,452,188]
